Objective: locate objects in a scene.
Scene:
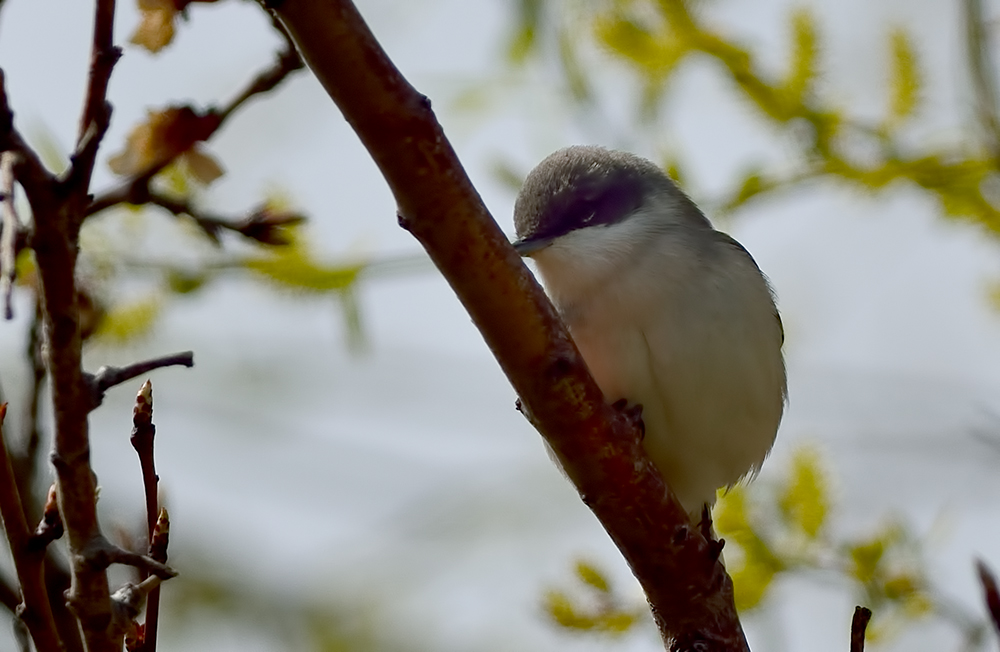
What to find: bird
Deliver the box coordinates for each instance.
[512,145,786,524]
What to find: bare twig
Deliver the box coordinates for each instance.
[84,351,193,411]
[86,24,303,218]
[268,1,746,649]
[0,405,62,652]
[65,0,121,202]
[14,299,46,518]
[29,485,63,551]
[129,380,163,652]
[111,575,162,651]
[216,15,303,126]
[145,192,304,244]
[0,151,18,319]
[79,535,176,580]
[976,559,1000,642]
[850,606,872,652]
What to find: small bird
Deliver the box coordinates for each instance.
[513,146,786,523]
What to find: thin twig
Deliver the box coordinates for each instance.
[146,192,304,245]
[0,151,18,319]
[129,380,162,652]
[79,535,176,580]
[215,19,303,126]
[65,0,121,204]
[850,606,872,652]
[15,299,46,519]
[85,351,193,411]
[86,25,303,219]
[28,485,63,551]
[976,559,1000,642]
[0,405,62,652]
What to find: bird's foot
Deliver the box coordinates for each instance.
[699,505,725,562]
[612,399,645,440]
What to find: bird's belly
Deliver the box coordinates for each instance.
[567,298,783,517]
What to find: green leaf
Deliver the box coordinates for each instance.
[241,228,362,293]
[784,9,818,105]
[508,0,542,64]
[887,28,920,123]
[778,447,828,538]
[849,538,885,584]
[92,296,161,343]
[574,560,610,593]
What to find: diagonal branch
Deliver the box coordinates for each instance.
[266,1,744,649]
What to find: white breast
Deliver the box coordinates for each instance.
[529,217,786,519]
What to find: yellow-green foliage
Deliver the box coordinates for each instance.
[511,0,1000,235]
[241,227,362,294]
[778,447,828,538]
[542,560,643,636]
[888,28,920,124]
[711,446,941,642]
[92,296,161,343]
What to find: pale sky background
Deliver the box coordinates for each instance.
[2,0,1000,651]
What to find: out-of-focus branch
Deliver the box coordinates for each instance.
[145,192,305,244]
[215,14,303,126]
[266,1,744,649]
[0,151,17,319]
[964,0,1000,163]
[0,405,62,652]
[86,24,303,218]
[65,0,121,204]
[84,351,193,411]
[14,300,46,521]
[850,606,871,652]
[977,559,1000,642]
[0,71,56,208]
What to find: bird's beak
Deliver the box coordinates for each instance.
[512,237,552,256]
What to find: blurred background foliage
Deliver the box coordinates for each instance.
[5,0,1000,650]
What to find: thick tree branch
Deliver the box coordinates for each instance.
[0,405,63,652]
[267,1,745,649]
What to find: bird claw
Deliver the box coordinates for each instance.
[612,399,645,439]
